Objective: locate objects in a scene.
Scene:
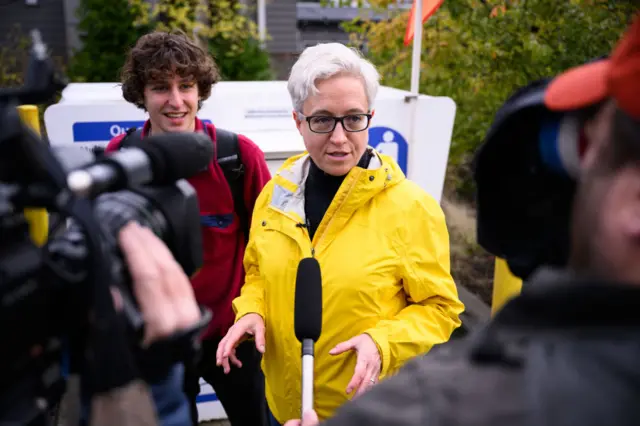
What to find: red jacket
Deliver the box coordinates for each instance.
[105,118,271,338]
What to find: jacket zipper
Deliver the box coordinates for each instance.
[307,217,315,258]
[294,216,315,257]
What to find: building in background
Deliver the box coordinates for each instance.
[0,0,69,63]
[0,0,391,80]
[260,1,390,78]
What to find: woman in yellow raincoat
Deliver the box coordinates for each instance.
[216,42,464,425]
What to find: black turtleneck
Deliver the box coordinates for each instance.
[304,150,373,240]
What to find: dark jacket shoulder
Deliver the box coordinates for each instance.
[324,269,640,426]
[323,337,527,426]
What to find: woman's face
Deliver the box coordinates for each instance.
[294,74,374,176]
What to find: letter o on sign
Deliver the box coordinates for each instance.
[110,124,123,137]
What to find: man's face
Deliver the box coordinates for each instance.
[293,74,373,176]
[143,74,199,134]
[569,101,640,283]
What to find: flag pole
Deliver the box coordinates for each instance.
[257,0,267,49]
[407,0,423,182]
[410,0,423,95]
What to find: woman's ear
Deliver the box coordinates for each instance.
[293,110,303,133]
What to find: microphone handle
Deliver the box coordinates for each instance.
[301,339,314,416]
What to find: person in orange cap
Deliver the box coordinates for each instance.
[283,12,640,426]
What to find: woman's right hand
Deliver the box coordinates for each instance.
[216,313,266,374]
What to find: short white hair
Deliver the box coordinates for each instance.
[287,43,380,113]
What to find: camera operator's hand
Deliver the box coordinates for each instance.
[117,221,201,346]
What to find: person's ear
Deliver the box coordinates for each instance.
[293,110,303,134]
[579,127,599,172]
[619,173,640,239]
[581,101,616,172]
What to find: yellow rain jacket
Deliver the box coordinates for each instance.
[232,150,464,423]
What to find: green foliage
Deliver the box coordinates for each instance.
[0,24,31,89]
[69,0,271,82]
[130,0,273,81]
[68,0,149,82]
[210,37,274,81]
[345,0,634,200]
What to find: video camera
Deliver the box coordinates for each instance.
[0,30,211,425]
[473,77,602,280]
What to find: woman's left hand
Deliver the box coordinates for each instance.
[329,333,381,396]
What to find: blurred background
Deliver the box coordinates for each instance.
[1,0,633,347]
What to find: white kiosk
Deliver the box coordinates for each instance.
[44,81,456,421]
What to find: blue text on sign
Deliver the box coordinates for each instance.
[72,120,212,143]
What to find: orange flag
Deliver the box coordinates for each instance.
[403,0,445,46]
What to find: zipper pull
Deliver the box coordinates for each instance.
[307,218,315,257]
[299,217,314,256]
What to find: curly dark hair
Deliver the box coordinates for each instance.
[120,30,220,110]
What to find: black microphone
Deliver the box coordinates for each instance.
[294,257,322,416]
[66,131,213,197]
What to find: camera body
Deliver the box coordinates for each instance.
[0,30,208,425]
[473,79,582,280]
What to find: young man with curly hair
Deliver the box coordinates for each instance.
[104,31,271,426]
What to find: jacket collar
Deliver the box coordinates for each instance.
[467,267,640,366]
[492,267,640,331]
[268,148,404,225]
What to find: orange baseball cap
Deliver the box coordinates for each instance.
[545,13,640,119]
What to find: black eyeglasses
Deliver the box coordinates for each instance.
[300,113,373,134]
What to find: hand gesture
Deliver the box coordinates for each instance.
[330,333,381,396]
[283,410,320,426]
[216,313,265,373]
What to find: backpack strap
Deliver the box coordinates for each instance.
[215,128,249,244]
[119,127,143,149]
